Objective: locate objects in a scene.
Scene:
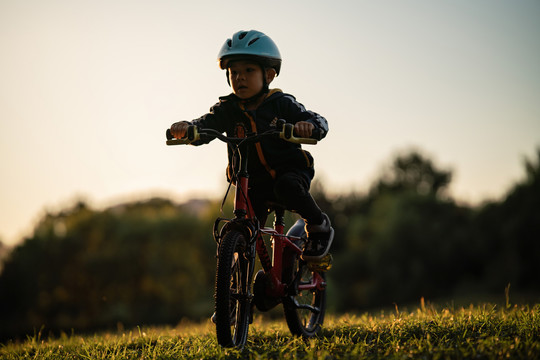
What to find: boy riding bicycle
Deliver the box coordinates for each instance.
[169,30,333,261]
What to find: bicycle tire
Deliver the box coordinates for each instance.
[282,252,326,338]
[214,230,251,347]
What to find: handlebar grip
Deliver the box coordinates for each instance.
[280,124,317,145]
[165,125,200,145]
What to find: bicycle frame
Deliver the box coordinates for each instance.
[258,225,326,297]
[218,139,326,300]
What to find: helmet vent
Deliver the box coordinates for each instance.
[227,39,232,47]
[239,32,248,40]
[248,38,260,46]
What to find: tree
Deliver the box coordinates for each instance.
[372,150,452,198]
[0,240,7,273]
[330,149,472,310]
[0,198,217,340]
[473,149,540,292]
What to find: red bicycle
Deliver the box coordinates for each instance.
[166,123,331,348]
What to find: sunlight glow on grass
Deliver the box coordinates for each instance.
[2,303,538,359]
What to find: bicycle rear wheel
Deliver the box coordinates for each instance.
[283,256,326,338]
[214,230,251,347]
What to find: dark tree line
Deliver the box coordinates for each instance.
[0,199,218,340]
[1,149,539,340]
[327,150,540,309]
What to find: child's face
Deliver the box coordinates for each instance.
[228,60,272,99]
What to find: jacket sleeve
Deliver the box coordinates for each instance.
[281,94,329,139]
[188,99,230,145]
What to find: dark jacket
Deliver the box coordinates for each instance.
[189,89,329,184]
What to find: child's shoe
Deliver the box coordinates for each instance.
[302,213,334,262]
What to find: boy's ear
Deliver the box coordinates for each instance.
[265,68,277,83]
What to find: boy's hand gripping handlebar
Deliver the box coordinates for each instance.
[165,123,318,145]
[280,123,318,145]
[166,126,200,145]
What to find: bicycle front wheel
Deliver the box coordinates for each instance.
[214,230,251,348]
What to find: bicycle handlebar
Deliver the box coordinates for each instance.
[165,123,319,146]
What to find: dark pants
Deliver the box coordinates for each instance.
[248,169,323,226]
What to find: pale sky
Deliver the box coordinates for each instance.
[1,0,539,246]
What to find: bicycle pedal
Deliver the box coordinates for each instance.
[307,253,333,272]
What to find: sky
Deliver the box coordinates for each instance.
[1,0,539,247]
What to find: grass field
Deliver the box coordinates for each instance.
[1,302,539,359]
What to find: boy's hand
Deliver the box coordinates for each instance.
[170,121,190,139]
[294,121,315,138]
